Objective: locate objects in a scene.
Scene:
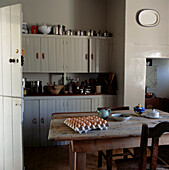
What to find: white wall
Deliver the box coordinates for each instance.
[124,0,169,108]
[19,0,108,32]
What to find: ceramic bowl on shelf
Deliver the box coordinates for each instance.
[38,24,51,34]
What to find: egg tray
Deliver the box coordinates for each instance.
[64,115,109,134]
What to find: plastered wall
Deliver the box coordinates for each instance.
[18,0,108,32]
[125,0,169,108]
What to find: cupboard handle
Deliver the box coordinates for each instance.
[41,117,44,124]
[42,53,45,59]
[32,118,37,124]
[85,54,88,60]
[91,54,94,60]
[36,53,39,59]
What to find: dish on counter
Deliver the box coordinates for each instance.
[110,113,132,122]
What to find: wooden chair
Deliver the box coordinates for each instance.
[98,106,132,168]
[115,121,169,169]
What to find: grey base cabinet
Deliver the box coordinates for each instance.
[23,95,115,147]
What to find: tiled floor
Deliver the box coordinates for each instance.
[24,145,169,170]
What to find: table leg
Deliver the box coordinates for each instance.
[69,143,75,170]
[76,152,86,170]
[106,149,112,170]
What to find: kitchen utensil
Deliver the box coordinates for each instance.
[53,25,65,35]
[96,85,101,94]
[80,31,86,36]
[43,83,63,94]
[38,24,51,34]
[137,9,160,27]
[110,113,132,121]
[31,25,38,34]
[34,81,42,94]
[22,23,28,34]
[134,104,145,116]
[87,30,96,36]
[96,108,111,119]
[66,29,75,35]
[145,109,161,119]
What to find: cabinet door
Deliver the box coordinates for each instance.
[41,37,48,72]
[65,38,88,73]
[23,100,40,147]
[98,39,111,72]
[67,98,92,112]
[89,39,111,73]
[39,99,66,146]
[23,36,41,72]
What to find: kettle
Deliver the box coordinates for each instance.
[96,108,111,119]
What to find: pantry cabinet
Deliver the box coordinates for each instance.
[22,34,112,73]
[23,95,114,147]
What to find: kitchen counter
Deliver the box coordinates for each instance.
[24,94,115,100]
[24,93,114,97]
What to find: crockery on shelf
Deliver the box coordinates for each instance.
[38,24,51,34]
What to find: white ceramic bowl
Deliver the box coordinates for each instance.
[38,25,51,34]
[110,113,132,121]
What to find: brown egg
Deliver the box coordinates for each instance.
[77,124,81,129]
[98,121,102,125]
[103,120,107,124]
[87,122,91,127]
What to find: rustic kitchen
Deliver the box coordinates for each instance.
[1,0,169,169]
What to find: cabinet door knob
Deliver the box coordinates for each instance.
[32,118,37,124]
[42,53,45,59]
[9,58,15,63]
[36,53,39,59]
[85,54,88,60]
[41,117,44,124]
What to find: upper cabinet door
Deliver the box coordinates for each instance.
[23,36,41,72]
[41,37,48,72]
[48,37,64,72]
[65,37,88,73]
[89,38,111,73]
[98,39,111,73]
[0,4,22,97]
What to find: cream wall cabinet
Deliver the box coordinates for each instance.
[22,34,112,73]
[89,39,111,73]
[22,36,49,72]
[23,95,114,147]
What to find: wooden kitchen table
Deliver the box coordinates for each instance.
[48,110,169,170]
